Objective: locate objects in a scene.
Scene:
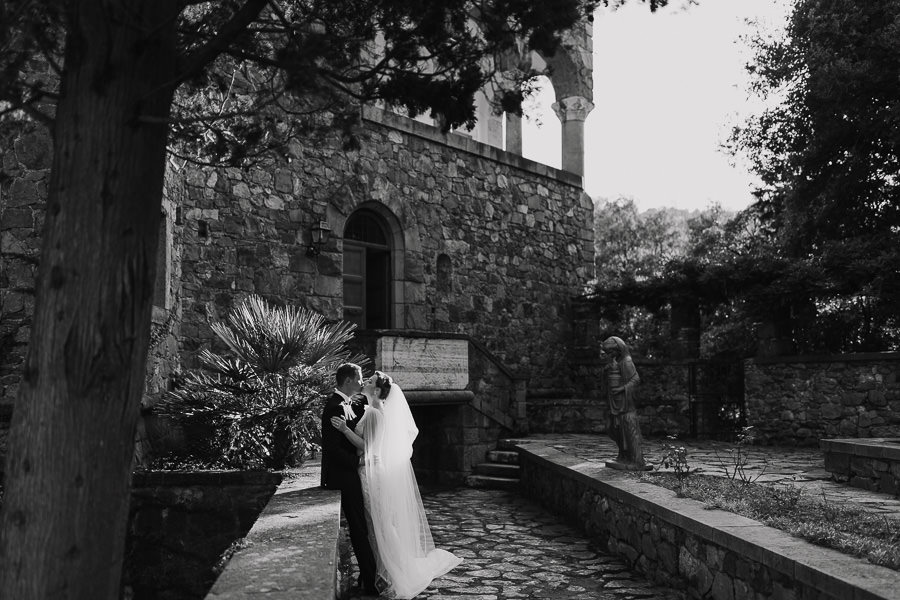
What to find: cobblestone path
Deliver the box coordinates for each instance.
[418,487,684,600]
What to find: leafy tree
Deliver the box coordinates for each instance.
[721,0,900,353]
[0,0,685,597]
[592,197,684,286]
[153,295,367,470]
[591,199,742,357]
[729,0,900,255]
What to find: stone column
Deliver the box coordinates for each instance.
[670,295,701,359]
[756,301,795,357]
[552,95,594,176]
[505,112,523,155]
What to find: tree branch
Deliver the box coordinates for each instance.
[175,0,270,84]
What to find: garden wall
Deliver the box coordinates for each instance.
[0,123,48,412]
[744,352,900,445]
[525,360,697,437]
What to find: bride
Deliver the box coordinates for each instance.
[330,371,462,598]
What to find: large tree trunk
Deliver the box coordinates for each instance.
[0,2,177,598]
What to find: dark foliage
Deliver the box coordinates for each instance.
[0,1,676,167]
[729,0,900,255]
[588,202,900,356]
[153,295,370,470]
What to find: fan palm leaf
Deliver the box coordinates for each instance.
[154,294,370,470]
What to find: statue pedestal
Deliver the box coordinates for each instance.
[605,460,652,472]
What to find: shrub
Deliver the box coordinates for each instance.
[153,294,369,470]
[657,436,693,496]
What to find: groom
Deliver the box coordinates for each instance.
[321,363,378,597]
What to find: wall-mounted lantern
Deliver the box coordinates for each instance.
[306,220,332,257]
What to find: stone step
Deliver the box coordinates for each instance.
[487,450,520,465]
[464,474,519,491]
[473,462,520,478]
[497,438,525,451]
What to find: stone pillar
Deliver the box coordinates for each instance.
[670,295,701,359]
[570,296,603,398]
[552,95,594,176]
[505,112,523,155]
[756,301,795,357]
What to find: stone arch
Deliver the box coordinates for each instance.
[328,193,426,330]
[497,20,594,175]
[520,74,562,169]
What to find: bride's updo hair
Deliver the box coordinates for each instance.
[373,371,393,400]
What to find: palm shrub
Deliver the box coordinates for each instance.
[154,294,368,470]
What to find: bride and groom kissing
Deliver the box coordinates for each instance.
[321,363,462,599]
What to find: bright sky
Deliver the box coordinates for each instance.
[521,0,792,212]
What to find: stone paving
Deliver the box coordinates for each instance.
[342,433,900,599]
[417,487,684,600]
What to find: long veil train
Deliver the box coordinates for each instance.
[359,384,462,598]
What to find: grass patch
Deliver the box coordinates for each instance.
[640,472,900,572]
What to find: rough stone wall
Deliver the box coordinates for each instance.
[0,129,184,408]
[0,123,50,409]
[744,353,900,445]
[526,361,694,436]
[171,106,593,397]
[0,104,593,475]
[143,164,187,405]
[124,470,281,600]
[823,445,900,496]
[412,403,505,485]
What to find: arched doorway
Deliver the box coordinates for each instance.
[343,208,392,329]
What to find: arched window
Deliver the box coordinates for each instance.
[520,74,561,169]
[343,209,392,329]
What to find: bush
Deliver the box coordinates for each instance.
[152,294,369,470]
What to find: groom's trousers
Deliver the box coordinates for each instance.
[341,474,378,591]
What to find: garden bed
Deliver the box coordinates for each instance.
[638,471,900,572]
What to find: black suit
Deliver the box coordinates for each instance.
[321,392,376,591]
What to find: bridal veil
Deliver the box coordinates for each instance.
[359,384,462,598]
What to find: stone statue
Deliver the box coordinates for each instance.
[600,336,649,471]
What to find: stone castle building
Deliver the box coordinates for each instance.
[1,22,600,481]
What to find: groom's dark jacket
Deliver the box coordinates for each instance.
[320,392,367,489]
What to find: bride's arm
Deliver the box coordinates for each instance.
[330,416,365,451]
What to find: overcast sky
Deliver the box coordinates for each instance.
[521,0,792,212]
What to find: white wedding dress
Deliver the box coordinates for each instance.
[356,384,462,599]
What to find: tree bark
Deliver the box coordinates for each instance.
[0,1,178,598]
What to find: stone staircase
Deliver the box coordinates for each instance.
[465,440,520,490]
